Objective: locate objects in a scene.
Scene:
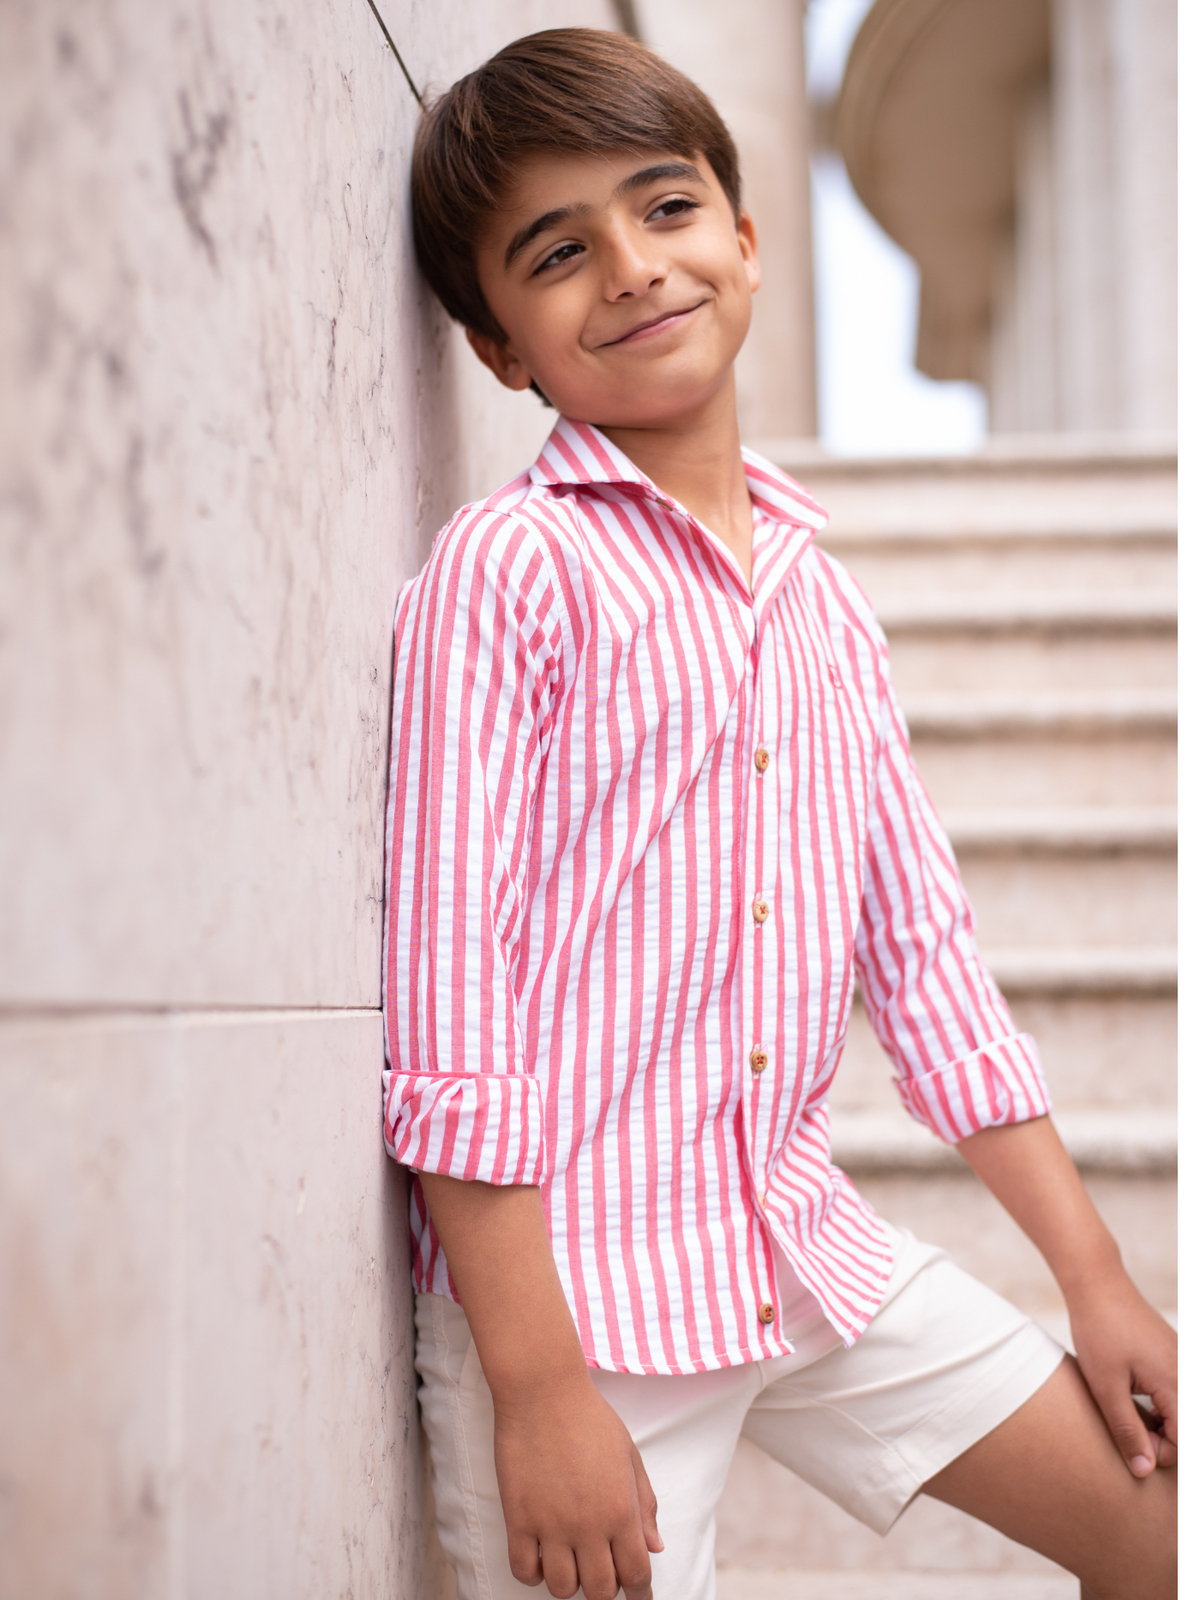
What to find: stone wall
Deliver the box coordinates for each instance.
[0,2,614,1593]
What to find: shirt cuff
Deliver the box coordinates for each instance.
[383,1070,546,1185]
[895,1033,1052,1143]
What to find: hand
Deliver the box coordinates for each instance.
[494,1376,663,1600]
[955,1120,1178,1482]
[1067,1270,1177,1478]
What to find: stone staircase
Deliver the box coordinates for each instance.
[714,437,1177,1598]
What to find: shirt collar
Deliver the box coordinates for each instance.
[530,416,829,534]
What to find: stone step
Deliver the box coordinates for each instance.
[714,1435,1079,1589]
[827,1107,1176,1175]
[905,691,1176,739]
[819,529,1175,599]
[836,986,1175,1112]
[754,434,1177,541]
[875,589,1176,634]
[910,729,1175,808]
[985,944,1177,994]
[717,1569,1076,1599]
[839,1168,1176,1314]
[951,852,1175,950]
[888,630,1175,693]
[942,804,1176,852]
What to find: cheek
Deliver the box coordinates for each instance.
[515,296,585,370]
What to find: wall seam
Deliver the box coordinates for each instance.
[364,0,425,105]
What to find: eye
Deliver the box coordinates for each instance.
[649,196,699,222]
[532,241,585,276]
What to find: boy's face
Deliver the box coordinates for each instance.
[469,149,759,428]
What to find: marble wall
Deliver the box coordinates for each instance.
[0,1,615,1593]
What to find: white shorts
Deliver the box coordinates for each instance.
[414,1226,1064,1600]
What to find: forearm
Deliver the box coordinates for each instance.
[419,1173,662,1592]
[955,1116,1123,1305]
[418,1172,593,1407]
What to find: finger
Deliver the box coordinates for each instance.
[1095,1382,1160,1477]
[1143,1377,1179,1445]
[507,1531,544,1588]
[541,1543,582,1600]
[633,1449,664,1553]
[611,1522,654,1600]
[575,1543,620,1600]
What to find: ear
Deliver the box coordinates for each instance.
[465,327,536,392]
[735,210,762,295]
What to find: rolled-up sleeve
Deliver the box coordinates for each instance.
[382,508,563,1184]
[854,632,1051,1143]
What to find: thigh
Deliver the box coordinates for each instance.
[415,1292,756,1600]
[923,1355,1176,1600]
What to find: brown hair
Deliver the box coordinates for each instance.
[411,28,742,348]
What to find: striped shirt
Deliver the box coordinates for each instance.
[382,417,1050,1374]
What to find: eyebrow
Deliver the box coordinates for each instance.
[503,161,706,269]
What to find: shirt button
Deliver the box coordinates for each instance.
[749,1046,768,1073]
[752,898,769,924]
[758,1302,775,1325]
[754,748,770,773]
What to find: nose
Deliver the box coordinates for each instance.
[599,220,667,301]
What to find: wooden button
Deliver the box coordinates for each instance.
[754,748,770,773]
[749,1046,768,1074]
[752,898,769,924]
[758,1302,775,1325]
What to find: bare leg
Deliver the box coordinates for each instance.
[922,1357,1176,1600]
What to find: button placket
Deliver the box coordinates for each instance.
[744,616,781,1200]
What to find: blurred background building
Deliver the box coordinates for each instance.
[1,2,1175,1597]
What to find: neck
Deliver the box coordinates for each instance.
[595,378,754,587]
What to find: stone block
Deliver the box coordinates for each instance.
[0,1009,423,1600]
[0,0,594,1010]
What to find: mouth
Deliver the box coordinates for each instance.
[599,300,707,347]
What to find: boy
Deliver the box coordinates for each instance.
[383,29,1176,1600]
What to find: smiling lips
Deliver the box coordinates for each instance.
[600,300,706,346]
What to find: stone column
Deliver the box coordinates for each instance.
[1051,0,1177,433]
[637,0,820,438]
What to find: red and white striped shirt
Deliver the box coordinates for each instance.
[383,418,1049,1374]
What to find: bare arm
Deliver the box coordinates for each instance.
[956,1116,1177,1477]
[419,1173,662,1598]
